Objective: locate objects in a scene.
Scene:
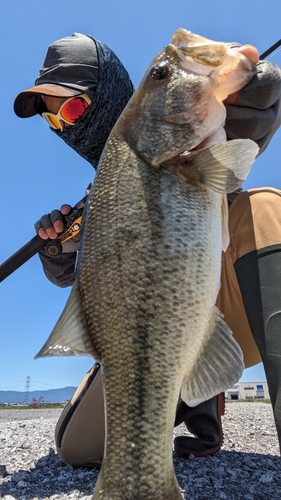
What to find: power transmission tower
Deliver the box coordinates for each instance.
[24,375,31,404]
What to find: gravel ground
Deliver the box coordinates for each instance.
[0,402,280,499]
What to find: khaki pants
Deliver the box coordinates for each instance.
[217,187,281,368]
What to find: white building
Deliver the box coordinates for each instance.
[225,382,269,401]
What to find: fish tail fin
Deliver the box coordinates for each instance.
[34,281,96,359]
[178,139,259,193]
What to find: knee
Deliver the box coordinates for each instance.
[229,187,281,256]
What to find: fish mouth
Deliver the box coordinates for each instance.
[170,27,254,83]
[170,29,227,71]
[171,29,219,50]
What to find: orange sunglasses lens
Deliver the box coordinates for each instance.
[60,97,90,123]
[47,114,62,129]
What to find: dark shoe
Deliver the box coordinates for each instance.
[235,245,281,453]
[174,393,225,457]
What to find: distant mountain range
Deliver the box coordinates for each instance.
[0,387,77,404]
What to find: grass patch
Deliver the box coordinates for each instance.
[0,404,64,410]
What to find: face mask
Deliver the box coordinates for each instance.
[55,39,134,169]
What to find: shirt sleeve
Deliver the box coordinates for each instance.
[38,250,77,288]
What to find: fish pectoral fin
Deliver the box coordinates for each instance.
[34,281,96,359]
[178,139,259,193]
[181,306,244,407]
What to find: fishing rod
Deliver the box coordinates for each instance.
[260,39,281,60]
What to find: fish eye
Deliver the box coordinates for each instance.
[150,63,169,80]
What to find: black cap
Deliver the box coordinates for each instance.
[14,33,99,118]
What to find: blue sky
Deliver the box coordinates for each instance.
[0,0,281,393]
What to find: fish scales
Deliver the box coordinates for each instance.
[81,134,223,500]
[35,29,259,499]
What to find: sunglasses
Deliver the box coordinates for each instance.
[41,93,91,131]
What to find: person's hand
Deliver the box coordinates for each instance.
[224,45,259,105]
[34,204,72,240]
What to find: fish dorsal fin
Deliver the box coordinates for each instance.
[178,139,259,193]
[221,194,229,252]
[181,307,244,407]
[34,281,96,359]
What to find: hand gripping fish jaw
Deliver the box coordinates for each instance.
[121,29,256,171]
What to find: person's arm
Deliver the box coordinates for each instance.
[35,205,80,288]
[35,184,91,287]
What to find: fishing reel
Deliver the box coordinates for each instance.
[44,196,87,257]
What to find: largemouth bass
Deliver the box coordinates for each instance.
[36,29,259,500]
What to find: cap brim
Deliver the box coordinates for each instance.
[14,83,82,118]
